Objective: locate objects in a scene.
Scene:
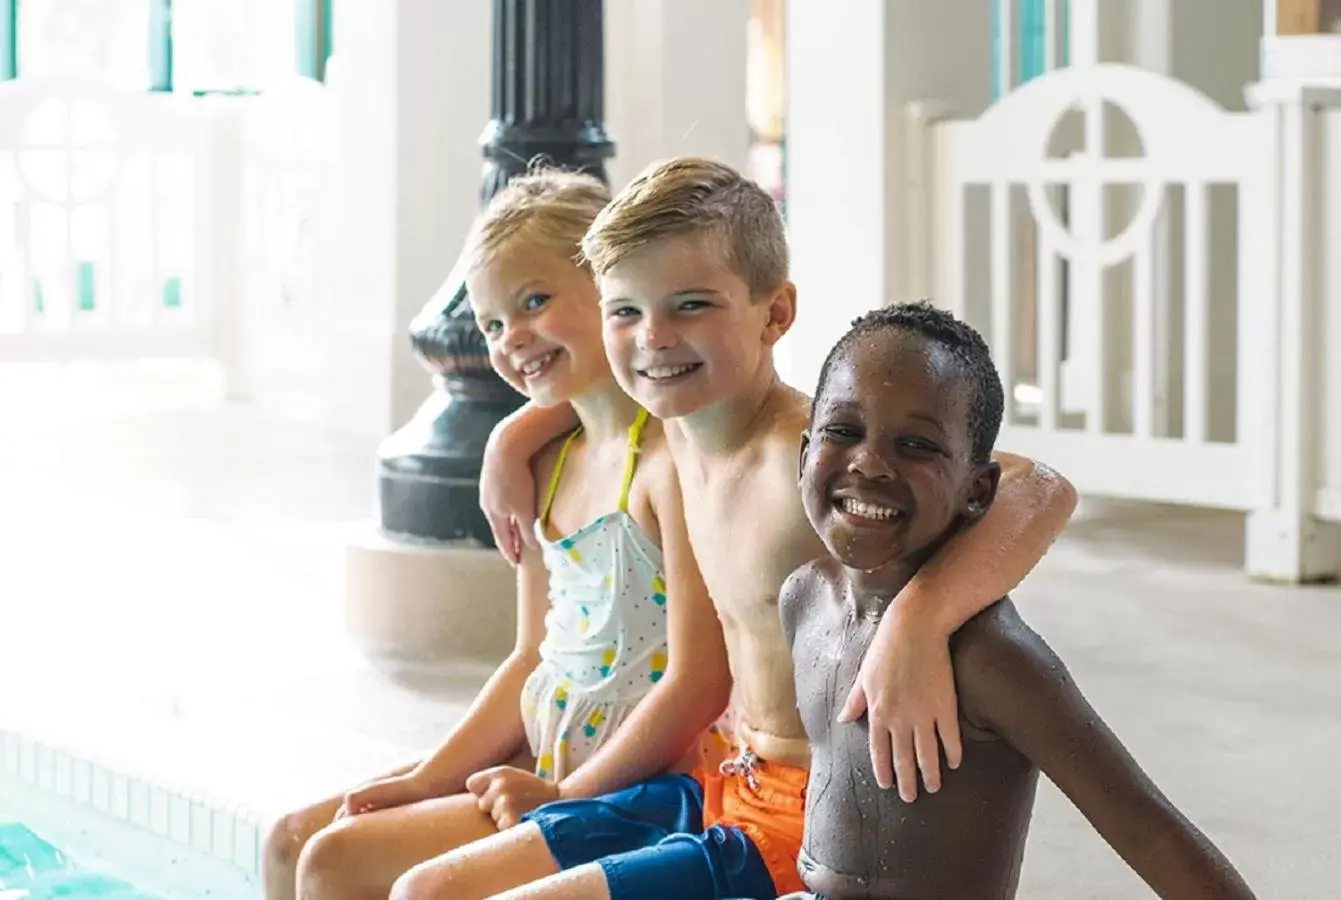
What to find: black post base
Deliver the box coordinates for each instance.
[376,0,611,547]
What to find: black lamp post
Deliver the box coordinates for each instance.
[377,0,614,545]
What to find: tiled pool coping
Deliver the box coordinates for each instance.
[0,725,264,888]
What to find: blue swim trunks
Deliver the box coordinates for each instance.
[521,773,778,900]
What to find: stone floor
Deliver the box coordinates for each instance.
[1,361,1338,898]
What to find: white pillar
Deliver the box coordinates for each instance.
[604,0,751,189]
[1244,80,1341,582]
[780,0,992,395]
[322,0,490,437]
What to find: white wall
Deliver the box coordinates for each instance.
[605,0,751,189]
[324,0,489,437]
[1319,108,1341,521]
[781,0,992,396]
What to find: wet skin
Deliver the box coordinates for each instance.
[781,329,1256,899]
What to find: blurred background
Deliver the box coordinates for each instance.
[1,1,1340,897]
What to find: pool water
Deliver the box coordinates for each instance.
[0,821,158,899]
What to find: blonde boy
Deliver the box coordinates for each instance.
[392,158,1077,900]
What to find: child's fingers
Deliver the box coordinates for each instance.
[938,713,964,771]
[486,514,519,565]
[914,726,942,794]
[465,768,497,796]
[892,727,919,803]
[868,718,895,791]
[837,682,867,725]
[518,518,539,550]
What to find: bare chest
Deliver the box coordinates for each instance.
[792,602,1039,899]
[680,470,786,620]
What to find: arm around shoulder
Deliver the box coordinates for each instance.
[481,401,581,560]
[955,604,1257,900]
[904,453,1077,636]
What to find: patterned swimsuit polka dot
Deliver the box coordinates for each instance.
[518,409,672,783]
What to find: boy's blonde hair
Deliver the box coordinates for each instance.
[465,168,611,274]
[580,156,788,297]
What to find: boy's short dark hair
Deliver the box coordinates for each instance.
[813,301,1004,464]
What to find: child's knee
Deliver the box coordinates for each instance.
[295,820,364,894]
[389,860,450,900]
[263,810,320,875]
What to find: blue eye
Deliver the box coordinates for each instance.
[678,299,710,312]
[608,305,639,318]
[481,319,502,336]
[523,293,550,311]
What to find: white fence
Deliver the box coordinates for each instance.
[0,78,336,403]
[910,61,1341,581]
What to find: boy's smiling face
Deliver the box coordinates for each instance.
[800,329,998,578]
[598,232,792,419]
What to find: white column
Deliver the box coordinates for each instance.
[781,0,993,395]
[322,0,490,437]
[604,0,751,189]
[1244,81,1341,582]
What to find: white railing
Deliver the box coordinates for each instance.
[910,61,1341,582]
[0,78,338,405]
[0,82,217,362]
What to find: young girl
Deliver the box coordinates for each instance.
[262,171,731,900]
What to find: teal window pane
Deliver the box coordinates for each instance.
[0,0,15,80]
[296,0,332,82]
[991,0,1071,101]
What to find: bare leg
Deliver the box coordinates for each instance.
[391,822,563,900]
[491,863,612,900]
[297,792,499,900]
[262,763,416,900]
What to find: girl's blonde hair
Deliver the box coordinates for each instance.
[465,168,611,274]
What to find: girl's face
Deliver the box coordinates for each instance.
[469,239,609,406]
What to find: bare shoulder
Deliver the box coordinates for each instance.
[528,430,575,492]
[632,419,679,500]
[779,556,840,648]
[951,599,1073,734]
[759,382,812,459]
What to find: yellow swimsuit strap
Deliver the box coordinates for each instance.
[539,426,583,528]
[540,406,651,525]
[618,407,652,514]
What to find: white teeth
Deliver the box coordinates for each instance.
[839,497,898,521]
[520,351,557,376]
[643,364,696,380]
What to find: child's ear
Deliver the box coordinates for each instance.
[798,430,811,485]
[762,281,798,346]
[964,459,1001,522]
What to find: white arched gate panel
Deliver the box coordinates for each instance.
[918,63,1272,512]
[0,81,219,363]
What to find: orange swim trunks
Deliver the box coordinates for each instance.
[693,747,809,896]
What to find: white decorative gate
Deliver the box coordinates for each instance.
[0,81,218,363]
[916,62,1272,513]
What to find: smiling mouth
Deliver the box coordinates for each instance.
[637,363,703,383]
[519,350,560,380]
[835,496,904,525]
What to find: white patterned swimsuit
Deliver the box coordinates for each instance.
[520,408,670,782]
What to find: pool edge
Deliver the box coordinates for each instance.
[0,725,267,878]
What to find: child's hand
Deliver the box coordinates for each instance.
[335,772,428,818]
[480,428,539,565]
[465,766,560,829]
[837,606,962,803]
